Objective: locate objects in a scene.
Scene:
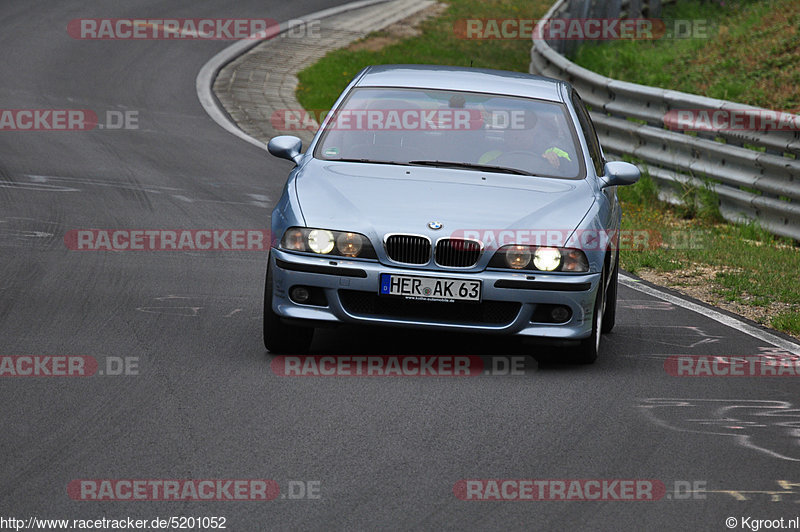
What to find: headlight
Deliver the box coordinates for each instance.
[282,228,305,251]
[533,247,561,271]
[562,249,590,272]
[336,232,363,257]
[280,227,376,259]
[308,229,335,254]
[490,245,588,273]
[504,245,531,269]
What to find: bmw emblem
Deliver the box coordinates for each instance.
[428,221,443,230]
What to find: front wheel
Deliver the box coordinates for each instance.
[574,270,604,364]
[601,250,619,334]
[263,257,314,354]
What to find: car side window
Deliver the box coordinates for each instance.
[571,91,604,176]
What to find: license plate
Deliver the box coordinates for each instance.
[379,273,481,302]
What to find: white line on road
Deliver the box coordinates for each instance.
[26,174,183,191]
[0,180,79,192]
[620,274,800,355]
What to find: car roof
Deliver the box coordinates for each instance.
[354,65,568,102]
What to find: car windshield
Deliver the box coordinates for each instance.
[314,87,584,179]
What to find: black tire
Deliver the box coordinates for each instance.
[574,268,605,364]
[601,250,619,334]
[263,257,314,354]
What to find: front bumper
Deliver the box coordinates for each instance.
[269,248,600,340]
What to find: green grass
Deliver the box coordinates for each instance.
[773,312,800,337]
[618,173,800,334]
[572,0,800,112]
[295,0,800,337]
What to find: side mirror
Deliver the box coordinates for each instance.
[601,161,640,188]
[267,135,303,165]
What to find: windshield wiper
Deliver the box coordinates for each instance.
[327,158,406,166]
[407,160,534,176]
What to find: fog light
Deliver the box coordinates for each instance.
[550,306,571,322]
[290,286,311,303]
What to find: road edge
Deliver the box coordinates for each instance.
[620,272,800,354]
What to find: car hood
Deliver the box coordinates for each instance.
[295,160,596,241]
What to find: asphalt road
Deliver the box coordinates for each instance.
[1,1,799,530]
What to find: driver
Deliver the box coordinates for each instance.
[478,113,572,169]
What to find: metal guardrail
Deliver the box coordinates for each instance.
[529,0,800,241]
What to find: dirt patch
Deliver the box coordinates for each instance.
[635,265,800,341]
[347,3,449,52]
